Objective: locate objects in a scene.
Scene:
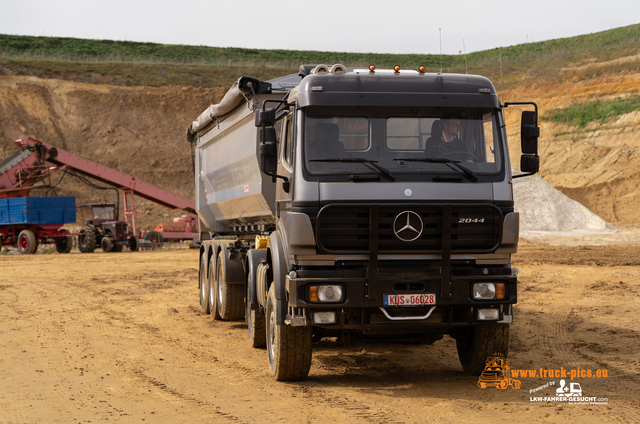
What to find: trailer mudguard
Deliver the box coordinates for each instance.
[268,231,288,325]
[247,249,268,310]
[212,240,246,286]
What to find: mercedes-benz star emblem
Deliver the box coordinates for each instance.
[393,211,423,242]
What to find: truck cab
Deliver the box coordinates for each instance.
[190,65,540,380]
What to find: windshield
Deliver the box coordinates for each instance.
[92,206,116,220]
[303,106,503,181]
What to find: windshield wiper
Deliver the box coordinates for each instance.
[310,158,395,181]
[394,158,479,182]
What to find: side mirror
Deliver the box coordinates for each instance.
[255,108,276,127]
[521,111,539,154]
[520,155,539,173]
[259,128,277,174]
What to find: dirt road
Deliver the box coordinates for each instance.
[1,244,638,423]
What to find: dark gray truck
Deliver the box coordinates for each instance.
[186,64,540,381]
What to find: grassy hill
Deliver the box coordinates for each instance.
[1,24,639,88]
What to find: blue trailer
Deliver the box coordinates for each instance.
[0,196,76,254]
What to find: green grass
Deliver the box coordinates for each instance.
[543,96,640,127]
[0,23,638,88]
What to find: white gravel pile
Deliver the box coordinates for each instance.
[512,170,616,232]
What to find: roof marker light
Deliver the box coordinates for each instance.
[418,65,426,73]
[393,65,401,73]
[369,64,376,72]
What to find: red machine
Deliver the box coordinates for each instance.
[1,138,198,250]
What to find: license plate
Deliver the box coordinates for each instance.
[383,293,436,307]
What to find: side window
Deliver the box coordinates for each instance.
[283,114,293,166]
[482,113,496,164]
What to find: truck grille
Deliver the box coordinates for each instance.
[316,203,502,254]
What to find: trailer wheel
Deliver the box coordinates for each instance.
[55,229,73,254]
[208,254,221,320]
[101,237,113,253]
[78,225,96,253]
[199,252,211,314]
[247,277,266,348]
[17,229,38,254]
[455,322,510,376]
[128,236,140,252]
[266,285,312,381]
[216,251,244,320]
[144,231,163,249]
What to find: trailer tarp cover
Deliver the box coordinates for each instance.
[186,76,271,141]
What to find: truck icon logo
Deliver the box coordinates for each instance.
[393,211,423,242]
[478,355,521,389]
[556,379,582,397]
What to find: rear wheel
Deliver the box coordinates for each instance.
[199,252,211,314]
[247,273,266,348]
[55,229,73,254]
[101,237,113,252]
[455,322,510,375]
[216,251,244,320]
[78,225,96,253]
[266,285,312,381]
[17,229,37,254]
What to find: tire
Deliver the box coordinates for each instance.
[199,252,211,314]
[78,225,96,253]
[455,322,510,376]
[247,274,266,348]
[144,231,163,249]
[112,243,123,252]
[17,229,38,254]
[128,236,140,252]
[101,237,113,253]
[55,229,73,254]
[215,251,244,321]
[266,285,312,381]
[208,253,221,320]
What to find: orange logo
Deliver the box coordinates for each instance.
[478,354,521,389]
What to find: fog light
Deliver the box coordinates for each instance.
[309,285,344,303]
[477,308,500,321]
[314,311,336,324]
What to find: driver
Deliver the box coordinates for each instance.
[427,114,474,161]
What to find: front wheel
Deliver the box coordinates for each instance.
[17,229,38,254]
[101,237,113,253]
[266,285,312,381]
[455,322,510,375]
[128,236,140,252]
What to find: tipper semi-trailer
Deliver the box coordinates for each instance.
[187,64,540,381]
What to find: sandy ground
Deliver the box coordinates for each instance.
[1,236,639,424]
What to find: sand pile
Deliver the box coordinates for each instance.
[512,170,616,232]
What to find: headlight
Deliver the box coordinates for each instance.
[308,285,344,303]
[472,282,505,300]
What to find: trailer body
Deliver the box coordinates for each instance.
[189,67,540,380]
[0,196,76,254]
